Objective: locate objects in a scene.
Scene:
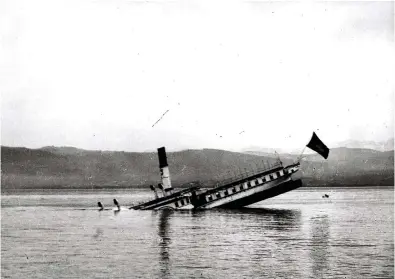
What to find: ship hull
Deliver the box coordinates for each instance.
[216,178,302,208]
[194,177,302,209]
[131,146,303,210]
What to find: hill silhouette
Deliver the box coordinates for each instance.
[1,146,393,190]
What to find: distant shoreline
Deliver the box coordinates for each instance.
[2,184,394,189]
[2,146,393,192]
[2,185,393,195]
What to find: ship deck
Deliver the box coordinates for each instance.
[131,186,199,209]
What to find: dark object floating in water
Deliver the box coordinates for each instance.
[97,200,120,211]
[113,199,120,209]
[322,194,329,198]
[98,202,104,211]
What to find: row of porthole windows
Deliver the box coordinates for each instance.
[175,197,190,207]
[206,169,286,202]
[206,181,254,202]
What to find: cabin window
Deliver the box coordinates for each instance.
[180,199,185,206]
[283,169,288,174]
[216,193,221,198]
[175,201,179,207]
[262,177,266,182]
[208,196,213,201]
[255,179,259,185]
[232,188,236,193]
[270,174,274,180]
[247,182,251,187]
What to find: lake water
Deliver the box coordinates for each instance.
[1,187,394,278]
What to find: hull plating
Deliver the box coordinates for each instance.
[216,179,302,208]
[196,178,302,209]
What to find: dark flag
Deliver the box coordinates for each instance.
[307,132,330,159]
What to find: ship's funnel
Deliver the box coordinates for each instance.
[157,147,173,195]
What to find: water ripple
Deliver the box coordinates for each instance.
[1,188,394,279]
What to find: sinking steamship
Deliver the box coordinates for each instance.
[130,147,303,210]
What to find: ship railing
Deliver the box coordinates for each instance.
[214,161,283,188]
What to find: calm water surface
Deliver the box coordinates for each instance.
[1,187,394,278]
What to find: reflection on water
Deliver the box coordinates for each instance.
[153,207,303,278]
[1,188,393,279]
[156,210,173,279]
[310,215,330,278]
[218,207,299,217]
[217,207,302,232]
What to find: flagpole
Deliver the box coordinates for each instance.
[297,132,315,163]
[297,145,307,163]
[274,150,282,165]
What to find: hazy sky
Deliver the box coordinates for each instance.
[1,0,394,152]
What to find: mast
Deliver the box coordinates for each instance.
[296,145,307,163]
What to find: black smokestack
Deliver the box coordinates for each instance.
[157,147,168,168]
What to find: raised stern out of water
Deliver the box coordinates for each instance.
[190,162,302,209]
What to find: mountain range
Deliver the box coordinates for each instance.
[332,138,394,152]
[1,143,393,191]
[240,138,394,154]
